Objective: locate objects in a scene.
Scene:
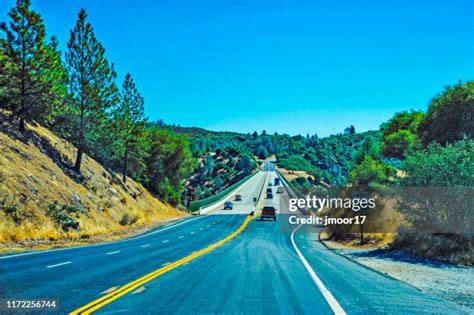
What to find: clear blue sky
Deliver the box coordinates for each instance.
[2,0,473,136]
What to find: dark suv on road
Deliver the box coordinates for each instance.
[261,206,276,221]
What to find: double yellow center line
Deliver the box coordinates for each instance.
[70,173,269,314]
[70,215,255,314]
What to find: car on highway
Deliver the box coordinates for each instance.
[274,178,280,186]
[277,187,284,194]
[261,206,276,221]
[268,183,272,187]
[266,188,272,193]
[266,192,273,199]
[223,202,233,210]
[234,194,242,201]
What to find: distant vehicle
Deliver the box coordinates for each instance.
[266,192,273,199]
[266,188,272,194]
[261,206,276,221]
[277,187,284,194]
[274,178,280,186]
[223,202,233,210]
[268,183,273,187]
[234,194,242,201]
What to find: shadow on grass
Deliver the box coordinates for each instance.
[0,111,84,184]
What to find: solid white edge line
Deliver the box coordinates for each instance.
[46,261,71,268]
[290,224,346,315]
[106,250,121,255]
[0,216,205,260]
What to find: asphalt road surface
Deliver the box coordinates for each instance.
[0,169,468,314]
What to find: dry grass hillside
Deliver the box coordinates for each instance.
[0,112,186,252]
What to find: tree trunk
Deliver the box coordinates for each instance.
[74,147,83,172]
[19,117,25,133]
[122,149,128,183]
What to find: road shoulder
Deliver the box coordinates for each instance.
[319,234,474,310]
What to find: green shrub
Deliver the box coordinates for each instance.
[46,201,81,231]
[382,129,418,158]
[349,157,393,186]
[119,213,138,226]
[396,140,473,234]
[419,80,474,146]
[279,155,314,172]
[0,196,33,224]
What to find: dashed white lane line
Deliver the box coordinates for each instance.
[190,232,195,235]
[199,228,204,231]
[140,244,150,248]
[106,250,121,255]
[0,216,206,261]
[162,240,169,243]
[290,224,346,315]
[178,236,184,239]
[207,225,210,227]
[46,261,71,269]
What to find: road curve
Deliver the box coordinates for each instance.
[0,169,468,314]
[0,171,266,313]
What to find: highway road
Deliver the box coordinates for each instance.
[0,168,468,314]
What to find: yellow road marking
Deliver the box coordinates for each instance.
[69,215,255,314]
[70,172,269,315]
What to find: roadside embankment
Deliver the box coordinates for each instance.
[0,112,186,253]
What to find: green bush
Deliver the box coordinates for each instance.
[397,140,473,234]
[382,129,418,158]
[46,202,81,231]
[290,176,313,193]
[119,213,138,226]
[419,81,474,146]
[279,155,314,172]
[157,177,181,206]
[0,196,33,224]
[349,156,393,186]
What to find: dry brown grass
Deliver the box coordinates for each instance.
[277,167,312,181]
[321,197,405,248]
[0,114,186,250]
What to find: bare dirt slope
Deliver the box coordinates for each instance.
[0,112,185,251]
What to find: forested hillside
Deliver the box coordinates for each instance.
[0,111,185,249]
[167,124,378,199]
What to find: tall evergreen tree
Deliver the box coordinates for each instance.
[0,38,11,108]
[112,73,147,182]
[0,0,60,132]
[65,9,117,172]
[41,37,68,127]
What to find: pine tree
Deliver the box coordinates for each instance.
[65,9,117,172]
[0,38,11,108]
[0,0,58,132]
[41,37,68,127]
[112,73,147,182]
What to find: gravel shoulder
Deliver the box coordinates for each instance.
[322,238,474,310]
